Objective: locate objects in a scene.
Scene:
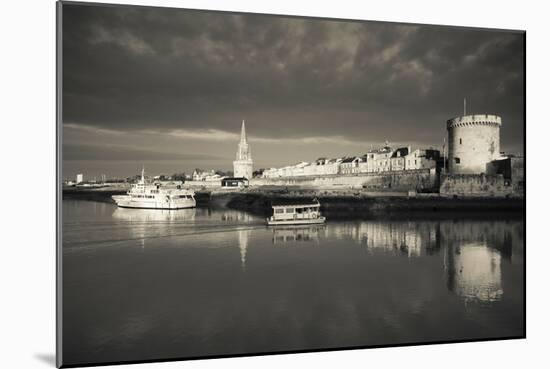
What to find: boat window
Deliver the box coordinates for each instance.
[285,208,294,213]
[274,209,284,214]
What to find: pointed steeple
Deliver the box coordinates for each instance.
[233,120,253,179]
[240,119,247,143]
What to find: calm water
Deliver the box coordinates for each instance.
[62,200,524,366]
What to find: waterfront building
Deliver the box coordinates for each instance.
[192,169,221,181]
[233,120,253,179]
[316,158,342,175]
[447,114,502,174]
[486,155,525,191]
[262,158,341,178]
[261,143,440,179]
[76,173,83,184]
[405,149,440,170]
[390,147,409,171]
[365,144,393,173]
[340,156,363,174]
[221,177,249,188]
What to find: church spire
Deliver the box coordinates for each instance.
[240,119,247,143]
[233,120,253,179]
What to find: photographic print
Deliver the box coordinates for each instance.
[57,1,525,367]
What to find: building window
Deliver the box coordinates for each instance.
[459,138,462,145]
[455,157,461,164]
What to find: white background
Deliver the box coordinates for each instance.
[0,0,546,368]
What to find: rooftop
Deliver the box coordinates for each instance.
[271,198,320,207]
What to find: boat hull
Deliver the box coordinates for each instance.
[112,196,196,210]
[267,217,326,226]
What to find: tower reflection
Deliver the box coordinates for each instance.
[440,220,521,302]
[237,228,251,270]
[445,242,503,302]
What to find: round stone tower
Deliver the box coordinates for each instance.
[446,114,502,174]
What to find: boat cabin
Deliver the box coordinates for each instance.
[267,198,325,225]
[221,177,249,188]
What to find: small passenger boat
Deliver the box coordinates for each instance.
[266,198,326,226]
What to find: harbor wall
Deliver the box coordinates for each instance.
[211,191,524,217]
[250,169,438,192]
[439,174,517,197]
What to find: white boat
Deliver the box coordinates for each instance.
[266,199,326,226]
[112,169,196,210]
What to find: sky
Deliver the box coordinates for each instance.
[62,3,525,179]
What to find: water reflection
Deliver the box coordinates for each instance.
[63,200,524,364]
[328,221,440,257]
[220,210,254,223]
[112,207,196,222]
[445,242,503,302]
[111,208,196,250]
[238,229,251,270]
[270,220,521,303]
[64,201,522,306]
[271,226,323,244]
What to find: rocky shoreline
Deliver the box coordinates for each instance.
[212,191,524,218]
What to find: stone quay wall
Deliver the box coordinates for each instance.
[439,174,518,197]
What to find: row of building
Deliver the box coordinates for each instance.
[261,145,441,179]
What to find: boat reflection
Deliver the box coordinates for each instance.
[112,207,196,222]
[111,208,197,250]
[271,226,323,244]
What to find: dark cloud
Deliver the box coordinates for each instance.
[61,3,524,177]
[63,144,223,161]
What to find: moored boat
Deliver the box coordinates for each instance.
[266,198,326,226]
[112,169,196,210]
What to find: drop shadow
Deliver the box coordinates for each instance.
[34,353,56,367]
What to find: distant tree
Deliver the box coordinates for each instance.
[253,168,265,178]
[215,169,233,177]
[172,172,187,181]
[126,175,139,184]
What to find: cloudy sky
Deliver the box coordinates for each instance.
[62,3,524,179]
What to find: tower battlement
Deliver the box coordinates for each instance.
[446,114,502,129]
